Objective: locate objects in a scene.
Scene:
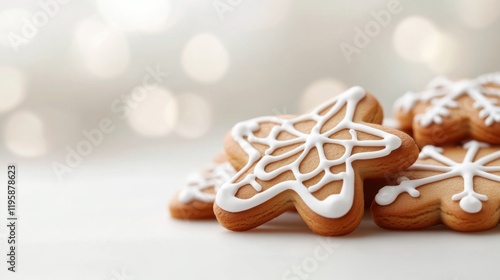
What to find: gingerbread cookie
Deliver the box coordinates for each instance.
[214,86,419,235]
[372,140,500,232]
[169,153,236,219]
[394,73,500,147]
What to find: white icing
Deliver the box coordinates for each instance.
[426,76,454,89]
[394,91,420,113]
[375,140,500,214]
[393,73,500,127]
[394,76,452,113]
[216,86,402,218]
[178,162,236,204]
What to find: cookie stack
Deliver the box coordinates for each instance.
[372,72,500,232]
[169,72,500,235]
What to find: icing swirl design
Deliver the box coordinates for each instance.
[216,86,402,218]
[375,140,500,214]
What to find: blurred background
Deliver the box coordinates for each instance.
[1,1,500,278]
[1,0,500,166]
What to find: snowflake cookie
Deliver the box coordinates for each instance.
[394,72,500,147]
[372,140,500,232]
[170,153,236,219]
[214,86,419,236]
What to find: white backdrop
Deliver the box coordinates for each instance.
[1,0,500,279]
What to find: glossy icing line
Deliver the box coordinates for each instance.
[216,86,402,218]
[375,140,500,213]
[178,162,236,204]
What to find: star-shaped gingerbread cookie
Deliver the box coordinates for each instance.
[394,72,500,147]
[214,86,418,235]
[372,140,500,232]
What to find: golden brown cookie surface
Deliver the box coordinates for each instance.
[372,140,500,232]
[214,86,418,235]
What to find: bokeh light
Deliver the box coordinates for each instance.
[96,0,171,32]
[127,86,178,136]
[458,0,500,29]
[175,92,212,139]
[181,33,229,84]
[230,0,292,31]
[425,33,459,74]
[299,79,347,113]
[393,16,440,63]
[0,66,26,113]
[72,18,130,79]
[4,110,47,157]
[0,8,32,48]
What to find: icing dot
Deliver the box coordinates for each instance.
[407,187,420,198]
[375,191,394,206]
[349,86,365,97]
[459,195,482,214]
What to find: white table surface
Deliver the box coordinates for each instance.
[1,137,500,280]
